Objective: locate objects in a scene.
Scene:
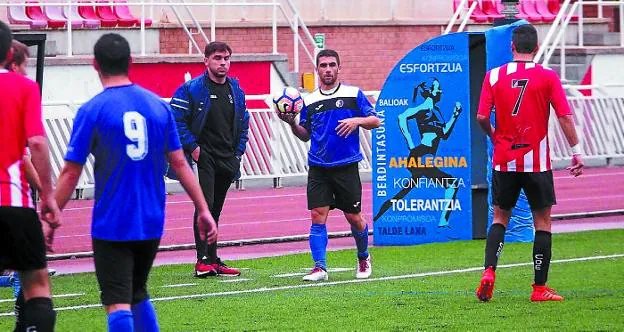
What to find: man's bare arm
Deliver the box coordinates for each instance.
[278,113,310,142]
[477,115,494,138]
[27,136,54,198]
[55,161,84,210]
[557,115,580,148]
[558,115,584,177]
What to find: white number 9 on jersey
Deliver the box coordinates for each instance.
[123,111,148,160]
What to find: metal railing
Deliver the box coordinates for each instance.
[535,0,624,82]
[551,95,624,162]
[43,87,624,197]
[444,0,476,34]
[2,1,319,74]
[41,91,379,193]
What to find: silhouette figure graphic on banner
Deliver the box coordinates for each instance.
[374,78,463,228]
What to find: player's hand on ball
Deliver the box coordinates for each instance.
[567,154,584,177]
[277,112,297,125]
[197,210,218,244]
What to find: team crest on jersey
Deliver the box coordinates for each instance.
[335,99,344,108]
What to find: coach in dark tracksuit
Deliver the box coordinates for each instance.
[170,41,249,277]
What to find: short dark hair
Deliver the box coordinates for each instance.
[5,40,29,70]
[0,20,13,65]
[204,41,232,58]
[316,49,340,66]
[512,24,538,54]
[93,33,131,76]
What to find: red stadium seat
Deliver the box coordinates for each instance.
[517,0,544,23]
[452,0,487,23]
[65,5,101,29]
[468,0,490,23]
[7,4,48,29]
[46,4,80,28]
[547,0,578,22]
[481,0,505,21]
[114,0,152,27]
[78,0,116,27]
[535,0,556,22]
[26,1,66,28]
[97,0,134,27]
[547,0,561,14]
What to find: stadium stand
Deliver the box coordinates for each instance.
[535,0,557,22]
[45,4,77,28]
[518,0,548,22]
[453,0,487,23]
[480,0,505,21]
[26,1,66,28]
[64,4,101,29]
[78,1,116,27]
[7,3,47,29]
[96,0,134,27]
[114,0,152,26]
[455,0,565,23]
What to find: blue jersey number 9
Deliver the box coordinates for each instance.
[123,111,148,161]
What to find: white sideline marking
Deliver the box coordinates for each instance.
[299,267,354,271]
[273,268,353,278]
[161,283,197,288]
[0,253,622,317]
[220,278,252,283]
[0,293,84,304]
[271,272,308,278]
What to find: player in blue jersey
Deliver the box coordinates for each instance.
[278,49,380,281]
[54,34,218,331]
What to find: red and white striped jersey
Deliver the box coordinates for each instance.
[0,70,44,208]
[477,61,572,172]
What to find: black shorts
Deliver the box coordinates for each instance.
[93,238,160,306]
[492,170,556,211]
[0,207,47,272]
[307,162,362,214]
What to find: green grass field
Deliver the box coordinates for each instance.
[1,229,623,331]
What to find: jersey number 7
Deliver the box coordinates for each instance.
[511,79,529,116]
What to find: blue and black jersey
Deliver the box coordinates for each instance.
[300,84,376,168]
[65,84,181,241]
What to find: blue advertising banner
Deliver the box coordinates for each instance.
[372,32,472,246]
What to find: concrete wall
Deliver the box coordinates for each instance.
[30,29,160,56]
[160,24,445,91]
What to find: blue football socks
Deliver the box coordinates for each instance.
[131,298,159,332]
[309,224,328,270]
[0,275,11,288]
[108,310,133,332]
[351,224,369,259]
[12,272,21,298]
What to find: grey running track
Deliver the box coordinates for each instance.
[48,167,624,274]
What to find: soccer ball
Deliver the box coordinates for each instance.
[272,87,304,115]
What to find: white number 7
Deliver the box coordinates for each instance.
[123,111,148,161]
